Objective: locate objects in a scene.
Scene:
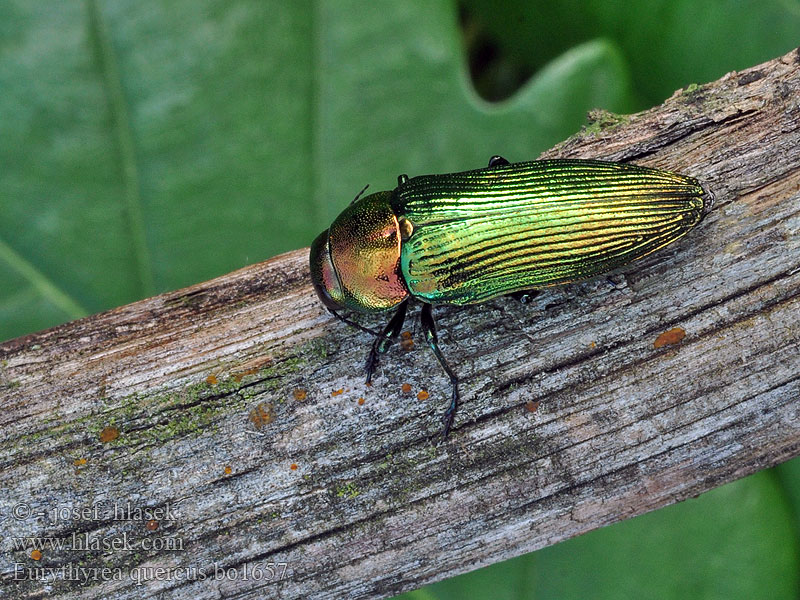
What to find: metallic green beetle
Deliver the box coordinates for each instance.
[310,156,711,436]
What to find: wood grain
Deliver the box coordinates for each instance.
[2,48,799,599]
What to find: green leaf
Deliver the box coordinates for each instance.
[0,0,634,341]
[775,457,800,537]
[460,0,800,105]
[1,0,318,339]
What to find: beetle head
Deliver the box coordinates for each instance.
[309,191,409,314]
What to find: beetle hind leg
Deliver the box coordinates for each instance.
[420,304,460,438]
[488,155,510,167]
[365,301,408,384]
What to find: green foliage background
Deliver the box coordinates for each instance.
[1,1,798,598]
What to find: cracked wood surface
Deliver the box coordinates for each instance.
[2,48,800,600]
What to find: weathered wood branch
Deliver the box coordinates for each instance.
[2,49,800,600]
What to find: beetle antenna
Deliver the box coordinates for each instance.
[350,183,370,205]
[329,309,381,337]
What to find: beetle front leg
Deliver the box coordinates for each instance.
[420,303,460,438]
[365,300,408,384]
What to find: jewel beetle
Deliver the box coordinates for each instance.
[310,156,711,436]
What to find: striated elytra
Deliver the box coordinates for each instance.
[310,156,712,437]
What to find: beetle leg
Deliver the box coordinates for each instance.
[488,155,510,167]
[365,300,408,384]
[420,304,460,438]
[328,309,382,336]
[397,173,409,185]
[507,289,540,304]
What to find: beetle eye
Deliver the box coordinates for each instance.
[312,278,343,311]
[309,230,345,310]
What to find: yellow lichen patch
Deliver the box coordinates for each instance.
[417,390,429,401]
[401,383,412,394]
[293,388,307,401]
[99,426,119,443]
[249,403,276,429]
[224,465,232,475]
[526,400,540,413]
[654,327,686,349]
[331,388,344,397]
[357,397,365,406]
[73,458,87,466]
[206,374,218,385]
[146,520,159,531]
[30,549,42,561]
[290,463,298,471]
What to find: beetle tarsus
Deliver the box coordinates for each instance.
[488,155,510,167]
[439,382,459,439]
[398,173,409,186]
[421,304,460,438]
[508,289,540,304]
[364,301,408,383]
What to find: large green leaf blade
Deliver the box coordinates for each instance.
[0,1,140,336]
[0,0,318,340]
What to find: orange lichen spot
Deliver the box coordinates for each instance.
[401,383,412,394]
[589,341,596,349]
[365,381,373,387]
[400,331,414,350]
[290,463,298,471]
[249,402,276,429]
[417,390,429,401]
[331,388,344,397]
[206,374,218,385]
[73,458,87,466]
[99,426,119,443]
[146,519,159,531]
[293,388,307,401]
[30,549,42,561]
[224,465,232,475]
[526,400,540,413]
[357,397,366,406]
[654,327,686,349]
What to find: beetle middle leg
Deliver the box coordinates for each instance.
[365,300,408,384]
[420,303,460,438]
